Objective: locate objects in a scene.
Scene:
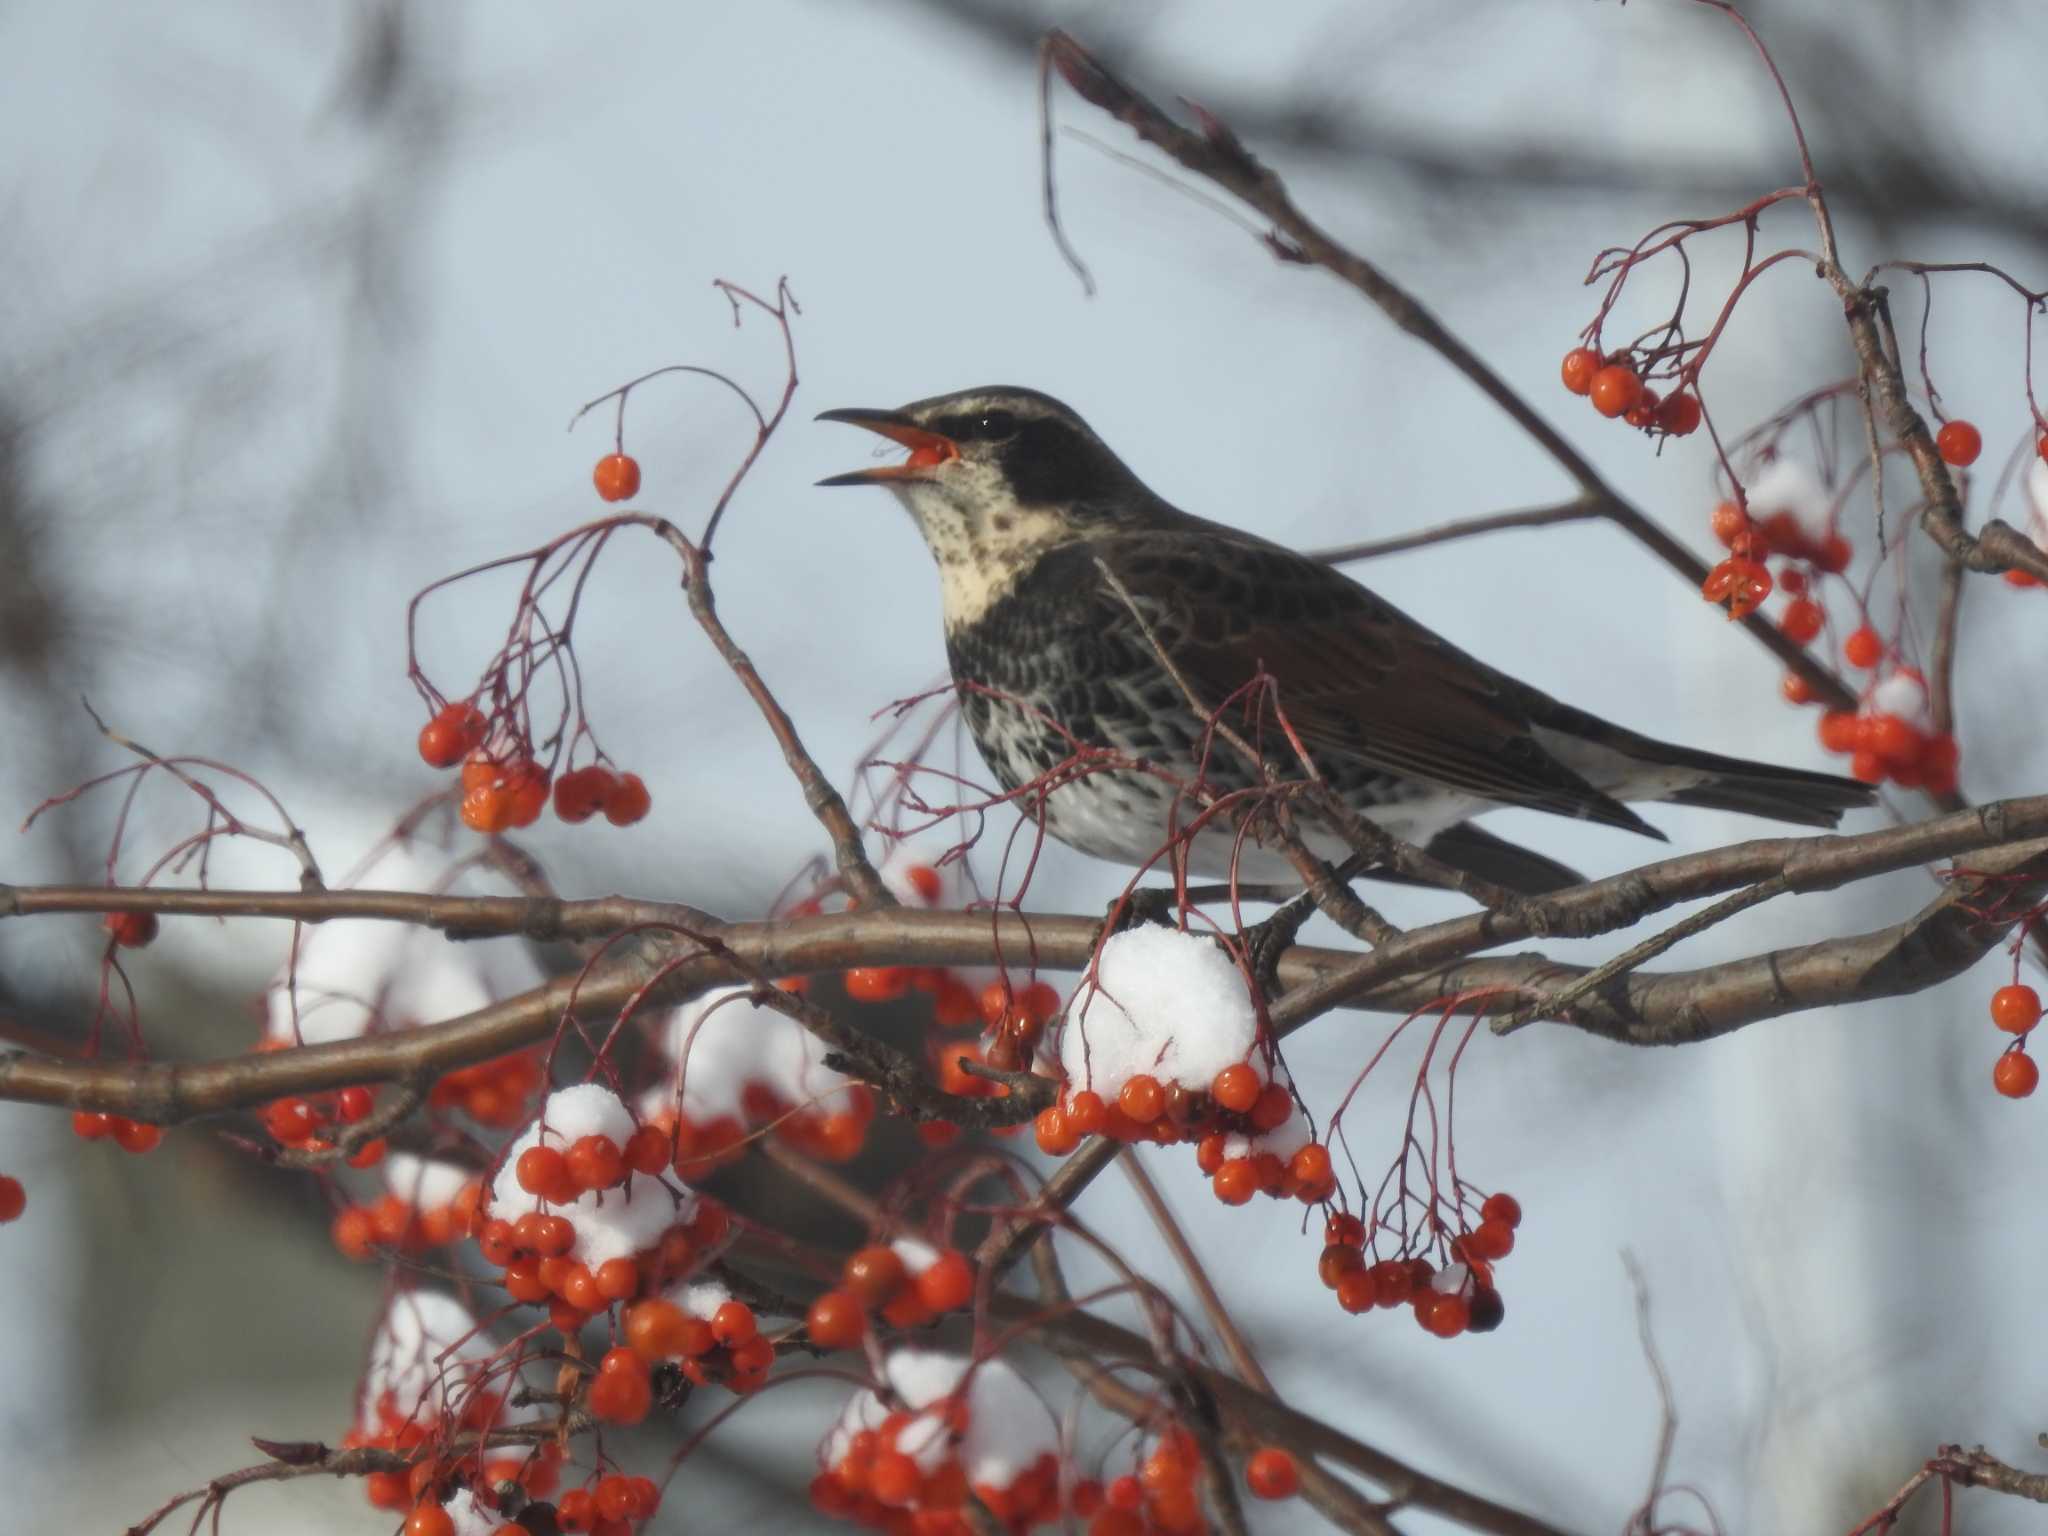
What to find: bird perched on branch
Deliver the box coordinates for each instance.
[818,387,1872,895]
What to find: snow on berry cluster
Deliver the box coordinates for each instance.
[261,845,547,1141]
[803,1236,979,1352]
[1035,926,1336,1207]
[811,1349,1065,1532]
[345,1290,544,1521]
[333,1152,484,1262]
[640,982,875,1171]
[804,842,1065,1148]
[475,1083,739,1412]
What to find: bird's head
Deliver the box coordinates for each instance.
[817,386,1147,624]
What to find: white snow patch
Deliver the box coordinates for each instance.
[1747,458,1833,541]
[264,845,542,1045]
[488,1086,697,1260]
[658,986,856,1122]
[823,1349,1057,1489]
[1059,927,1256,1093]
[384,1152,474,1211]
[440,1488,501,1536]
[361,1290,494,1428]
[891,1236,940,1276]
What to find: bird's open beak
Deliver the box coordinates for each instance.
[815,408,959,486]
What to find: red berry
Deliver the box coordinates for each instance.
[1213,1159,1257,1206]
[71,1111,111,1140]
[336,1085,376,1124]
[1210,1062,1259,1114]
[1991,984,2042,1035]
[1336,1268,1376,1314]
[1624,386,1662,430]
[553,764,619,824]
[1034,1106,1079,1156]
[1780,672,1816,706]
[1117,1074,1164,1123]
[595,1476,639,1522]
[1422,1291,1471,1337]
[806,1289,867,1349]
[593,453,642,502]
[1325,1211,1366,1246]
[515,1145,573,1201]
[1467,1217,1516,1260]
[915,1249,975,1313]
[1064,1089,1107,1136]
[112,1118,162,1154]
[1818,711,1859,754]
[1780,598,1824,646]
[1588,364,1642,419]
[602,771,651,826]
[1480,1191,1522,1228]
[103,911,158,949]
[711,1299,757,1346]
[1248,1083,1293,1132]
[1935,420,1981,467]
[842,1245,907,1309]
[565,1134,625,1193]
[1993,1051,2039,1099]
[405,1503,456,1536]
[1843,626,1883,669]
[1710,501,1749,547]
[418,704,486,769]
[843,966,911,1003]
[1288,1143,1333,1190]
[1245,1448,1299,1500]
[1559,347,1601,396]
[1017,980,1061,1024]
[1817,532,1853,574]
[870,1450,922,1508]
[1848,749,1887,785]
[0,1175,25,1223]
[1656,391,1703,436]
[1866,714,1921,765]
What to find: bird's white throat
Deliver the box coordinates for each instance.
[889,474,1079,629]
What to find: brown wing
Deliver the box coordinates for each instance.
[1088,523,1658,835]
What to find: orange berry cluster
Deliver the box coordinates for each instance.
[483,1192,729,1344]
[806,1242,978,1346]
[416,702,652,833]
[260,1084,386,1165]
[69,1110,163,1153]
[1085,1426,1216,1536]
[1989,983,2041,1099]
[1560,348,1702,437]
[1318,1194,1520,1338]
[1701,498,1851,623]
[1814,701,1959,793]
[428,1047,545,1129]
[349,1387,531,1513]
[615,1289,775,1401]
[333,1180,483,1263]
[550,1471,662,1535]
[813,1435,1068,1535]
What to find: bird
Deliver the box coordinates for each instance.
[817,386,1874,895]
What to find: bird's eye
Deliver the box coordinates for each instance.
[974,410,1018,443]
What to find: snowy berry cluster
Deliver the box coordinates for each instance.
[640,983,875,1173]
[812,1349,1066,1533]
[334,1153,484,1261]
[805,1236,979,1350]
[1037,927,1336,1205]
[480,1085,729,1349]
